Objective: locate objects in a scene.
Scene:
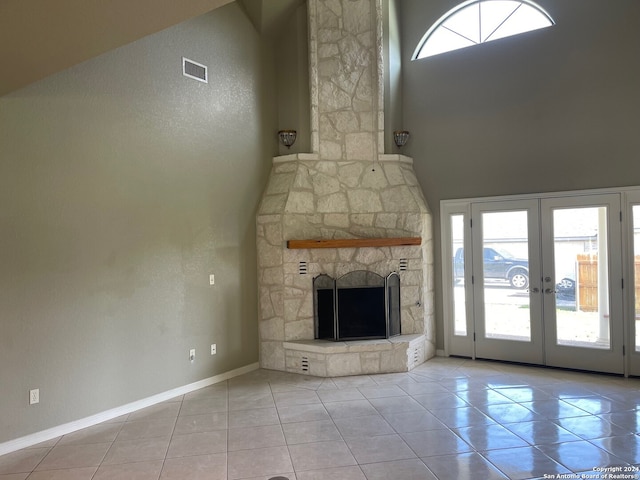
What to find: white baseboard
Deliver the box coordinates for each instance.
[0,362,259,457]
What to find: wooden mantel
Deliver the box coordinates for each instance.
[286,237,422,249]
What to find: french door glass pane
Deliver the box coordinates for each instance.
[553,207,610,349]
[451,215,466,336]
[634,205,640,352]
[482,211,531,341]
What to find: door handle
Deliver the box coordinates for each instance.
[545,288,557,294]
[528,287,540,293]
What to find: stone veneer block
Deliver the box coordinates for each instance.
[326,353,363,377]
[261,341,285,371]
[360,352,382,374]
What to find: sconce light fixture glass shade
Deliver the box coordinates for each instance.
[278,130,297,149]
[393,130,410,148]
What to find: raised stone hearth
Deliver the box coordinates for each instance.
[284,334,426,377]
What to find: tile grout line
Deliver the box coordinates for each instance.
[158,393,184,480]
[269,379,296,480]
[90,420,126,480]
[226,380,230,480]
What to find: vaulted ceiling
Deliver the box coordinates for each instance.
[0,0,302,96]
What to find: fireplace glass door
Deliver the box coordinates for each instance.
[314,270,401,341]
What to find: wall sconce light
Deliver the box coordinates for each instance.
[393,130,410,148]
[278,130,297,149]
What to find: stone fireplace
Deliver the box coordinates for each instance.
[256,0,435,376]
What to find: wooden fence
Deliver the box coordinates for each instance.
[577,254,640,312]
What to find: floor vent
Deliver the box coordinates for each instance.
[413,348,420,365]
[399,258,408,271]
[301,356,309,373]
[299,261,308,274]
[182,57,208,83]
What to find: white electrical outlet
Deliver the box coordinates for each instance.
[29,389,39,405]
[189,349,195,362]
[209,274,215,285]
[211,344,217,355]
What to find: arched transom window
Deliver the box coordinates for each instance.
[413,0,554,60]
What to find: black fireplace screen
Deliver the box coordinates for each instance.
[314,270,401,341]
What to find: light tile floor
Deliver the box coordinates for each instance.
[2,357,640,479]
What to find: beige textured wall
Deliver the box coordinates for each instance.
[383,0,403,154]
[0,0,235,95]
[275,3,311,155]
[400,0,640,349]
[0,3,275,443]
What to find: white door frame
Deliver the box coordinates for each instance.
[471,199,544,365]
[441,186,639,376]
[540,194,623,374]
[441,201,474,358]
[624,190,640,376]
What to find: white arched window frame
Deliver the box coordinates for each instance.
[412,0,555,60]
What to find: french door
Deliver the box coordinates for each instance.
[540,195,623,373]
[443,193,625,374]
[627,191,640,376]
[472,199,544,365]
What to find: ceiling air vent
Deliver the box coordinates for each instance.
[182,57,208,83]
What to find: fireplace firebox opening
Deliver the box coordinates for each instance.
[314,270,401,341]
